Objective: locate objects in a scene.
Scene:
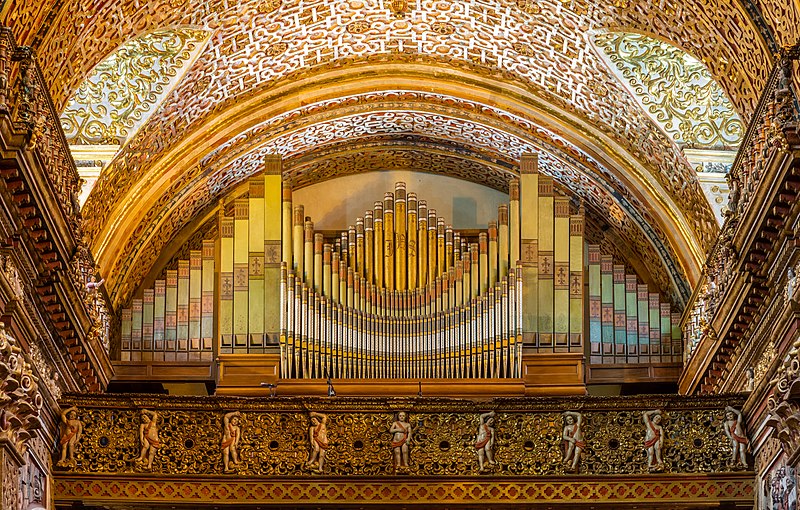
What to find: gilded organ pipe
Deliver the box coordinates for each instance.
[215,166,587,379]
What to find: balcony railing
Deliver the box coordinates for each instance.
[682,55,799,364]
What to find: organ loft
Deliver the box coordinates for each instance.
[0,2,797,509]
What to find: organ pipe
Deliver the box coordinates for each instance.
[213,167,585,379]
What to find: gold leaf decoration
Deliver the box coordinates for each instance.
[60,28,210,145]
[594,32,744,149]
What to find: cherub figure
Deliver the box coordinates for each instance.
[643,410,664,471]
[562,411,584,473]
[390,411,412,471]
[306,411,329,473]
[221,411,242,473]
[474,411,496,472]
[723,406,749,468]
[137,409,161,470]
[86,275,105,292]
[57,406,82,467]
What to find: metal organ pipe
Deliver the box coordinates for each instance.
[277,181,533,380]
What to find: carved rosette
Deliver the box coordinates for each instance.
[0,324,43,456]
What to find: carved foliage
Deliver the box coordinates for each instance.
[0,325,43,456]
[60,397,741,477]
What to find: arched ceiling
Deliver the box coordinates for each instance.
[4,0,797,310]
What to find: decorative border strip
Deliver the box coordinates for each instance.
[54,475,754,505]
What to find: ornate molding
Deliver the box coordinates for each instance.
[56,394,748,478]
[54,475,755,506]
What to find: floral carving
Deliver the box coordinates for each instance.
[595,32,744,149]
[60,28,210,145]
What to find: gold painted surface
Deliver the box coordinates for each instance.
[28,0,754,310]
[97,86,702,309]
[595,32,744,149]
[60,28,210,145]
[54,475,756,505]
[56,394,745,477]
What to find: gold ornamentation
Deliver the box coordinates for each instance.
[257,0,282,14]
[515,0,542,14]
[754,341,776,383]
[56,394,745,477]
[265,42,288,57]
[59,28,210,145]
[594,32,744,149]
[430,22,455,36]
[346,21,371,34]
[55,476,756,505]
[0,323,43,456]
[108,99,689,310]
[28,343,61,400]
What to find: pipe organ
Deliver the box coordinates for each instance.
[587,245,682,365]
[120,241,215,362]
[116,154,683,385]
[279,182,523,380]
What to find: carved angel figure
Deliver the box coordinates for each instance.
[643,410,664,471]
[221,411,242,473]
[306,411,328,473]
[474,411,496,472]
[56,406,82,467]
[136,409,160,470]
[723,406,749,468]
[562,411,584,473]
[390,411,412,471]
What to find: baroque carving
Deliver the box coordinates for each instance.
[105,95,692,309]
[594,32,744,149]
[722,406,748,469]
[642,409,664,472]
[220,411,242,473]
[474,411,496,472]
[767,337,800,462]
[390,410,412,473]
[55,394,745,477]
[561,411,583,473]
[56,406,82,468]
[60,28,211,145]
[0,324,43,456]
[136,409,161,470]
[305,411,328,473]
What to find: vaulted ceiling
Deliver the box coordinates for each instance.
[4,0,797,310]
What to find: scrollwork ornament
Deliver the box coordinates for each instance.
[0,323,42,456]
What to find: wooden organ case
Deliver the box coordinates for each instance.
[117,154,683,395]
